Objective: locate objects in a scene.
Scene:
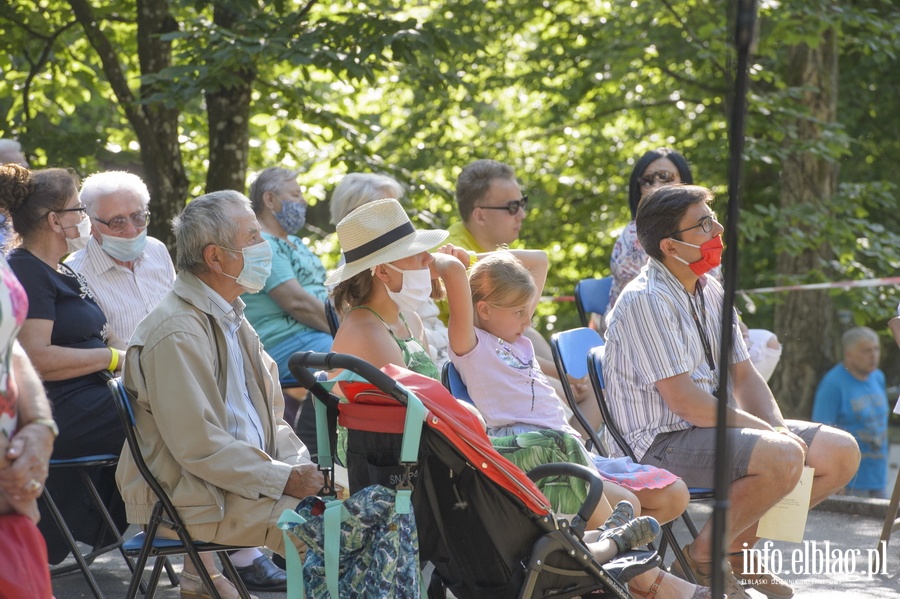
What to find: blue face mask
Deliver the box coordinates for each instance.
[100,229,148,262]
[220,240,273,293]
[274,200,307,234]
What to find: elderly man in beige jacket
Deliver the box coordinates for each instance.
[116,190,324,598]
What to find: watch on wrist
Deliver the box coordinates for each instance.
[25,417,59,439]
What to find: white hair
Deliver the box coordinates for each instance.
[330,173,405,225]
[80,171,151,215]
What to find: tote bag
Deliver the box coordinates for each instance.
[279,484,422,599]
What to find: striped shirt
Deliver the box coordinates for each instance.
[603,258,749,460]
[66,236,175,346]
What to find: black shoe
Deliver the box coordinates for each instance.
[227,554,288,592]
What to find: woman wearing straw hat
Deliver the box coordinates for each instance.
[326,198,468,378]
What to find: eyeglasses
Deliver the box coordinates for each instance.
[672,214,718,236]
[56,204,87,214]
[639,171,677,187]
[92,211,151,233]
[476,195,528,215]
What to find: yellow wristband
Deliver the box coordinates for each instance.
[107,347,119,372]
[773,426,789,434]
[467,251,478,267]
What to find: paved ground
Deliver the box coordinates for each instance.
[50,498,899,598]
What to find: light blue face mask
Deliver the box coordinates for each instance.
[274,200,307,234]
[100,229,148,262]
[220,240,273,293]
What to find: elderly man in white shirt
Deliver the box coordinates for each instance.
[65,171,175,347]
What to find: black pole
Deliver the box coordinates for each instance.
[712,0,757,598]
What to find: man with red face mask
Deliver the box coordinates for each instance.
[603,185,860,599]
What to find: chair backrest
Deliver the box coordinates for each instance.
[107,377,191,530]
[440,361,473,404]
[324,297,340,337]
[574,276,613,328]
[550,327,606,453]
[586,346,637,461]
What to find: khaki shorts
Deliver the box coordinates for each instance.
[639,420,820,489]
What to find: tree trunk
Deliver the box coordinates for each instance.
[205,3,256,194]
[137,0,189,250]
[770,28,839,419]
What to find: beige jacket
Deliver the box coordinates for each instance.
[116,271,310,537]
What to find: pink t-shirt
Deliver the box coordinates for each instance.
[450,327,573,433]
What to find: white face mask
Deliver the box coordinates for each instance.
[100,229,148,262]
[219,240,273,294]
[65,217,92,253]
[383,262,432,314]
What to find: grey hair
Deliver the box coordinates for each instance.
[455,159,516,223]
[330,173,405,224]
[173,190,251,275]
[247,167,301,214]
[80,171,151,215]
[0,139,22,154]
[841,326,879,353]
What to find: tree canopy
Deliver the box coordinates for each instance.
[2,0,899,415]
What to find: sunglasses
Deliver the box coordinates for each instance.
[476,195,529,215]
[92,211,151,233]
[639,171,677,187]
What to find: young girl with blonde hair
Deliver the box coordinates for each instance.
[448,251,707,599]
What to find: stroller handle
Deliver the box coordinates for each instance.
[527,462,604,536]
[289,351,403,402]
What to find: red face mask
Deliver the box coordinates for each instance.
[671,235,724,276]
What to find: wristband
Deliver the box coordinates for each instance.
[773,426,789,434]
[107,347,120,372]
[25,417,59,439]
[467,251,478,267]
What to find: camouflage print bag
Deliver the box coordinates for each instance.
[279,484,421,599]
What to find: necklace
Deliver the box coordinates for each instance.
[496,337,536,411]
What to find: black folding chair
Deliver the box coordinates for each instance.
[107,377,254,599]
[574,276,614,328]
[549,327,608,454]
[587,346,713,582]
[40,453,137,599]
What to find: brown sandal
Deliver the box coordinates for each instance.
[629,570,713,599]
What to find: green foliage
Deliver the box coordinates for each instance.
[1,0,899,351]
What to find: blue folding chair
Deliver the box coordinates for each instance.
[107,377,254,599]
[440,361,474,404]
[40,453,138,599]
[324,297,340,337]
[574,276,614,328]
[587,346,713,581]
[549,327,607,454]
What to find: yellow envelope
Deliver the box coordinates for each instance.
[757,466,815,543]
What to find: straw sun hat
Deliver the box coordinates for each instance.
[324,198,448,286]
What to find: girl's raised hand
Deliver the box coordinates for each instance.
[436,244,471,266]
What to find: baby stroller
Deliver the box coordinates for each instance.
[289,351,660,599]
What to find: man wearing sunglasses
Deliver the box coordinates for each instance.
[66,171,175,349]
[447,159,528,252]
[444,160,604,438]
[603,184,860,599]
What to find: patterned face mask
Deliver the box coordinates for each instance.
[274,200,307,233]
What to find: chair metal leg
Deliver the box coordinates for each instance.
[876,467,900,568]
[40,490,106,599]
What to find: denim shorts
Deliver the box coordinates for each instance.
[639,420,820,489]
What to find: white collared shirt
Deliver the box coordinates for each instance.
[65,236,176,345]
[603,258,749,460]
[198,280,265,450]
